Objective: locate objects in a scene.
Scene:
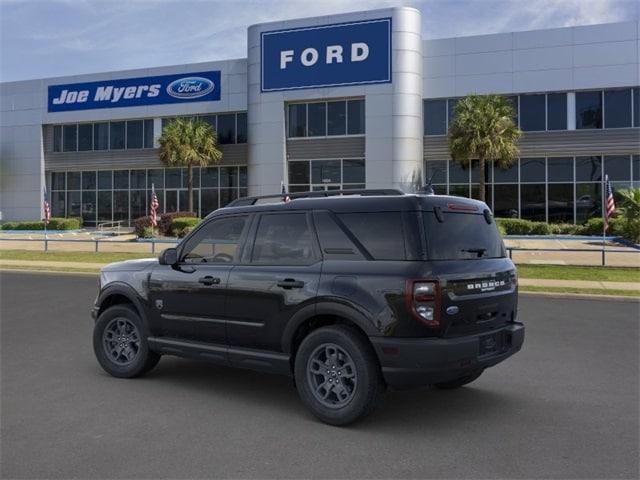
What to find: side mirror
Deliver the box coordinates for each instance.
[159,248,178,266]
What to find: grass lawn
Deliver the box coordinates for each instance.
[516,264,639,283]
[519,285,639,298]
[0,250,152,263]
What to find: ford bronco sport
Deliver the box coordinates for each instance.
[92,189,524,425]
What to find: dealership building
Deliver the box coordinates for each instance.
[1,7,639,225]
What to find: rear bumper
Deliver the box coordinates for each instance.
[370,323,524,389]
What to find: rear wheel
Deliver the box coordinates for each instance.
[93,304,160,378]
[294,325,385,426]
[434,370,483,389]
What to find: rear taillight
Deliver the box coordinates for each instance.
[406,280,441,328]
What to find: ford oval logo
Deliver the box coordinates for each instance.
[446,306,459,315]
[166,77,215,99]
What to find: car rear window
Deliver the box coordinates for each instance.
[337,212,406,260]
[423,211,505,260]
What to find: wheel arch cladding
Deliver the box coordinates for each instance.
[97,284,147,325]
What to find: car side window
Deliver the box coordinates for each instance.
[181,216,247,264]
[251,213,315,265]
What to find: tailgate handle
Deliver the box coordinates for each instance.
[477,311,497,322]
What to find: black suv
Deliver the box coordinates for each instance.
[92,190,524,425]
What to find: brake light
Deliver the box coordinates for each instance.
[447,203,478,212]
[406,280,441,328]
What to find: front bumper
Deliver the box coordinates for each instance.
[370,323,525,389]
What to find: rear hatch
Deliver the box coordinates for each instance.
[422,206,518,338]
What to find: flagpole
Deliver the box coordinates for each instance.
[602,175,606,266]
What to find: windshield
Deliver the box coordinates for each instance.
[423,211,505,260]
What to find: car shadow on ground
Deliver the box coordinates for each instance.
[120,355,525,431]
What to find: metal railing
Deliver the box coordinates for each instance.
[505,246,639,266]
[0,237,178,253]
[97,220,123,235]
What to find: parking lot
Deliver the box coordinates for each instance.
[1,271,638,479]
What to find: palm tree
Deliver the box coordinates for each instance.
[616,188,640,242]
[158,118,222,214]
[448,94,521,203]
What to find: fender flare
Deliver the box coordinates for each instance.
[96,282,149,327]
[281,300,378,354]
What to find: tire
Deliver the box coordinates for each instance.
[93,304,160,378]
[434,370,483,389]
[294,325,385,426]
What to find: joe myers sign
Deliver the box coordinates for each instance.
[261,18,391,92]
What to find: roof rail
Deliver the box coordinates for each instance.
[226,188,405,207]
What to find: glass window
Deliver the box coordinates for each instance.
[236,113,247,143]
[67,172,80,190]
[82,190,96,225]
[217,114,236,144]
[148,169,163,189]
[447,98,459,126]
[51,191,65,217]
[423,212,504,260]
[519,94,546,131]
[288,104,306,137]
[130,190,147,220]
[307,102,327,137]
[113,191,129,222]
[98,171,112,190]
[448,161,469,183]
[633,155,640,181]
[547,93,567,130]
[63,124,77,152]
[493,162,518,183]
[312,160,341,184]
[548,184,574,223]
[576,183,601,223]
[471,184,492,207]
[165,168,181,188]
[220,189,238,207]
[67,191,81,217]
[201,189,219,216]
[493,184,519,218]
[126,120,143,149]
[201,167,219,188]
[220,167,239,188]
[338,212,405,260]
[424,99,447,135]
[604,155,631,181]
[78,124,93,151]
[53,125,62,152]
[506,95,519,124]
[449,184,469,198]
[179,189,199,215]
[109,121,125,149]
[130,169,146,189]
[520,184,546,221]
[81,171,96,190]
[143,119,154,148]
[347,99,365,135]
[470,160,491,184]
[239,167,247,188]
[576,91,602,129]
[98,191,112,221]
[634,88,639,128]
[182,216,247,264]
[252,214,315,265]
[51,172,65,191]
[114,170,129,190]
[327,101,346,135]
[604,89,632,128]
[93,122,109,150]
[289,161,310,185]
[576,156,602,182]
[343,159,365,184]
[182,167,200,189]
[520,158,545,182]
[425,160,447,184]
[547,157,573,182]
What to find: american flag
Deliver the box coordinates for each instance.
[604,174,616,232]
[150,185,160,227]
[42,188,51,224]
[281,182,290,203]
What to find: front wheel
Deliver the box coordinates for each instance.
[294,325,385,426]
[434,370,483,389]
[93,304,160,378]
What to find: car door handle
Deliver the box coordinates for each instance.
[198,276,221,286]
[277,278,305,289]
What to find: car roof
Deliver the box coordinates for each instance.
[208,194,488,217]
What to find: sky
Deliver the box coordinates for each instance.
[1,0,638,82]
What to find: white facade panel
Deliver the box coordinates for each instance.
[513,27,573,50]
[513,45,573,72]
[573,40,638,68]
[455,32,513,54]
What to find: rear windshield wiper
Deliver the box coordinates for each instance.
[461,248,487,257]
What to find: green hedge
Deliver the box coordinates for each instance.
[496,217,627,238]
[170,217,201,238]
[0,217,81,230]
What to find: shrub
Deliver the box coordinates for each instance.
[141,226,155,239]
[0,217,80,230]
[495,218,550,235]
[158,211,196,236]
[169,217,200,237]
[133,216,153,237]
[548,223,580,235]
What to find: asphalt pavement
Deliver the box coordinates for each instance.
[1,271,638,479]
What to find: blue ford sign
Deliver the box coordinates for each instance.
[48,71,221,112]
[261,18,391,92]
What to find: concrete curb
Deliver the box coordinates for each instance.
[519,291,639,303]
